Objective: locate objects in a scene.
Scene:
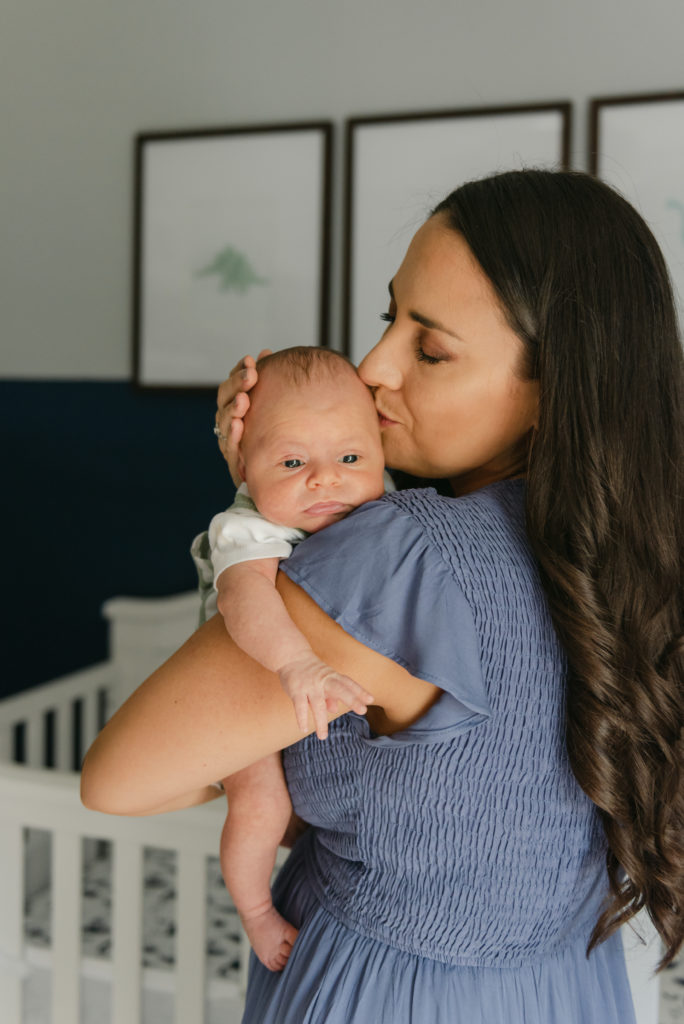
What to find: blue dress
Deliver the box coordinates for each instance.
[241,481,636,1023]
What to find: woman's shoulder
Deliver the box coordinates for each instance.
[381,478,527,555]
[282,479,529,595]
[386,476,523,513]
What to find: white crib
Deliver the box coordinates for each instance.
[0,592,666,1024]
[0,592,255,1024]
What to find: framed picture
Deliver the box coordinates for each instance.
[133,122,333,388]
[590,91,684,325]
[343,103,571,362]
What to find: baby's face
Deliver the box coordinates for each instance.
[239,368,386,533]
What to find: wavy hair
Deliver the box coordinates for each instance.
[434,169,684,968]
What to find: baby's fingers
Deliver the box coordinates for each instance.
[309,694,330,741]
[292,694,311,735]
[327,675,375,716]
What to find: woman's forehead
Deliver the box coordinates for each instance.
[392,216,506,335]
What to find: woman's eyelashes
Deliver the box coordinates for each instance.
[415,342,445,366]
[379,312,448,365]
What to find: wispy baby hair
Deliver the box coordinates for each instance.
[255,346,357,386]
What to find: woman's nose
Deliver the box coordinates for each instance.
[358,330,403,390]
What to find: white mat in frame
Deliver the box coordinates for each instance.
[590,91,684,327]
[344,102,571,364]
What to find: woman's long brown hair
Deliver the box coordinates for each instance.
[434,170,684,968]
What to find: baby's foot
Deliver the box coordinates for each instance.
[241,905,299,972]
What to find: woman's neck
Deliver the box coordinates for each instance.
[448,469,525,497]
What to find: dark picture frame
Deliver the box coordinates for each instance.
[589,91,684,324]
[343,102,571,362]
[133,122,333,389]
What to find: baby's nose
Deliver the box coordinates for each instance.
[308,463,340,487]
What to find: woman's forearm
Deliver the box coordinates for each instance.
[79,615,310,816]
[79,576,437,818]
[82,781,225,817]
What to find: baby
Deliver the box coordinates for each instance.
[191,346,387,971]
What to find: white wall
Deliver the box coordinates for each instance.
[2,0,683,378]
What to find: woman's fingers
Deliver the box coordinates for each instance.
[229,412,245,447]
[216,351,272,413]
[215,355,265,483]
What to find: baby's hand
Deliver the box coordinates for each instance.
[277,652,374,741]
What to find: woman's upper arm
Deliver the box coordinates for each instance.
[80,580,439,816]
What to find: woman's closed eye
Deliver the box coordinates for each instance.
[380,312,449,365]
[415,342,446,366]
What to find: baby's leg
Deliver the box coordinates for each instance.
[221,753,299,972]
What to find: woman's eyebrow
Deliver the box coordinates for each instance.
[388,280,462,340]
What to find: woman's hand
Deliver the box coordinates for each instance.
[215,350,271,484]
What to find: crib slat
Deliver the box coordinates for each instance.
[0,725,11,763]
[55,702,73,771]
[0,724,11,765]
[27,711,44,767]
[0,821,24,1023]
[81,691,100,756]
[175,849,207,1024]
[112,839,143,1024]
[52,830,81,1024]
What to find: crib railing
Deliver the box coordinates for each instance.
[0,660,113,771]
[0,762,230,1024]
[0,619,247,1024]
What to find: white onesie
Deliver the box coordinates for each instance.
[191,474,394,623]
[190,483,307,623]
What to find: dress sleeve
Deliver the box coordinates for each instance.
[280,496,490,733]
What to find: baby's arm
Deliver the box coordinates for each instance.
[217,559,374,739]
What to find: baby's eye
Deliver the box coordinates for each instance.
[340,454,360,464]
[282,458,304,469]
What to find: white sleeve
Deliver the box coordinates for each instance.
[208,508,306,584]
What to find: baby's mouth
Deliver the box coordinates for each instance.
[304,501,349,516]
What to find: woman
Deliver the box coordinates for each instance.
[81,169,684,1023]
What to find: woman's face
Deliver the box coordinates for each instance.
[359,214,539,495]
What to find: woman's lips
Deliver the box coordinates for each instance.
[376,408,399,427]
[304,501,350,516]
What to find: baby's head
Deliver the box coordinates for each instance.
[237,347,385,533]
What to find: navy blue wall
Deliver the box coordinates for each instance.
[2,381,235,698]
